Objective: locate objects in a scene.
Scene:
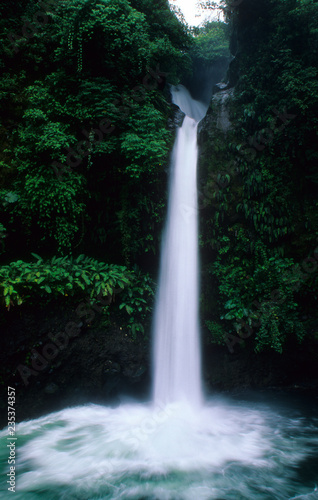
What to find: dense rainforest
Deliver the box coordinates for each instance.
[0,0,317,420]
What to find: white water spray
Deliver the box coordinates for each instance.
[153,85,208,407]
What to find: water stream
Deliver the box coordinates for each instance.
[153,85,206,408]
[1,86,318,499]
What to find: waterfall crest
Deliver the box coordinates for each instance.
[171,84,208,122]
[152,85,207,407]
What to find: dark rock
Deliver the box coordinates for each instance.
[213,82,229,94]
[44,382,59,395]
[0,300,150,426]
[167,107,184,130]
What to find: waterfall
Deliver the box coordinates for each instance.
[152,85,208,407]
[3,87,317,500]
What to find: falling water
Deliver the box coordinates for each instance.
[153,85,208,407]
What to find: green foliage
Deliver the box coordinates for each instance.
[119,269,155,339]
[117,192,165,264]
[0,0,192,260]
[19,170,85,253]
[0,254,153,330]
[0,254,126,307]
[210,236,309,353]
[205,320,228,345]
[121,105,171,179]
[190,21,230,66]
[0,253,155,337]
[200,0,318,354]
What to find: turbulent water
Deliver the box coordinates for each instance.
[152,84,207,407]
[170,84,207,123]
[1,393,318,499]
[1,88,318,499]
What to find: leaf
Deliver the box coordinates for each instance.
[81,273,91,285]
[31,253,42,262]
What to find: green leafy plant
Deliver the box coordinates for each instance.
[210,238,308,352]
[119,269,155,339]
[0,253,155,338]
[190,21,230,66]
[205,320,228,345]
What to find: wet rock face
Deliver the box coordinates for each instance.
[213,82,229,94]
[167,106,185,131]
[101,360,148,401]
[0,302,151,426]
[212,88,234,133]
[198,82,234,139]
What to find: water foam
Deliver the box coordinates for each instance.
[1,398,317,499]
